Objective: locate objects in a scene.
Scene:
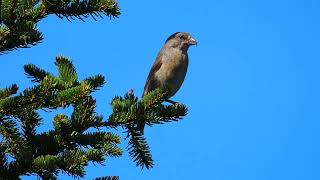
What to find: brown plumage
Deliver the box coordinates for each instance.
[143,32,196,99]
[139,32,197,132]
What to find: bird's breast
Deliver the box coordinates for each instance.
[155,49,188,97]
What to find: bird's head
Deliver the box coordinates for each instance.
[165,32,197,51]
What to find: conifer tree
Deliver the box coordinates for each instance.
[0,0,188,179]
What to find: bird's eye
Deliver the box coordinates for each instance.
[178,34,184,39]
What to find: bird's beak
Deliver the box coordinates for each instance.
[188,37,197,46]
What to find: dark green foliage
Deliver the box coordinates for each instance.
[0,84,18,99]
[107,88,188,127]
[44,0,120,20]
[24,64,51,83]
[0,22,44,53]
[0,0,120,53]
[126,124,154,169]
[0,56,188,179]
[94,176,119,180]
[106,88,188,169]
[0,56,122,179]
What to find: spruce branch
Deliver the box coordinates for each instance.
[71,96,105,132]
[0,144,12,178]
[144,103,188,126]
[126,124,153,169]
[0,144,8,168]
[0,84,18,99]
[139,87,167,109]
[0,22,43,53]
[0,57,125,178]
[0,77,60,116]
[104,89,188,170]
[106,88,187,128]
[33,155,60,177]
[55,56,78,87]
[83,74,106,90]
[94,176,119,180]
[106,93,139,127]
[53,114,73,145]
[37,171,58,180]
[33,149,92,178]
[60,150,88,177]
[0,56,189,178]
[1,0,17,25]
[0,119,33,161]
[44,0,120,20]
[0,0,120,53]
[101,143,122,158]
[76,132,121,148]
[24,64,51,83]
[33,130,61,156]
[86,149,105,164]
[21,109,42,146]
[52,82,91,107]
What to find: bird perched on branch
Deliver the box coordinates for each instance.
[139,32,197,132]
[143,32,197,102]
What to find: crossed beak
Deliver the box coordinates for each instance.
[188,37,197,46]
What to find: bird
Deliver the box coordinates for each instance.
[138,32,197,133]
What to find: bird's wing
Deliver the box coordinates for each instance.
[142,53,163,96]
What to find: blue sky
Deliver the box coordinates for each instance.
[1,0,320,179]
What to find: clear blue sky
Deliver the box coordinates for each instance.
[1,0,320,179]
